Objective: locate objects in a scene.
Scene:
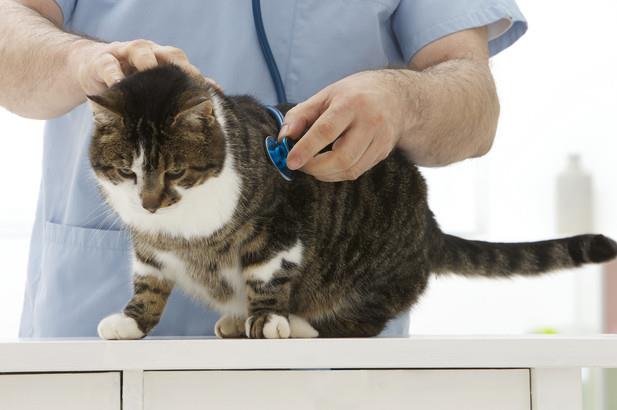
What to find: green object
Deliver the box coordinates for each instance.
[531,327,559,334]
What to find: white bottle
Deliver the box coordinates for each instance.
[556,155,602,409]
[556,154,601,342]
[556,154,593,235]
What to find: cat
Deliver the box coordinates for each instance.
[88,64,617,339]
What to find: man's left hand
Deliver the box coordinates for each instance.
[280,27,498,181]
[280,70,409,182]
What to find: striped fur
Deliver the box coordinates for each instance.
[432,234,617,277]
[89,65,617,339]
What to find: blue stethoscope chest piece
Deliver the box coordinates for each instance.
[265,135,295,181]
[264,105,295,181]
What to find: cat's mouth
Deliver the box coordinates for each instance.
[130,198,182,216]
[140,204,180,215]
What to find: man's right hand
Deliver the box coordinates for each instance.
[69,39,220,96]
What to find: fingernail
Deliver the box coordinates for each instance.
[280,124,289,136]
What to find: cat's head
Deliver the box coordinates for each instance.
[88,64,241,237]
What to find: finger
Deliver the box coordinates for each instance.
[152,46,223,92]
[94,53,124,88]
[285,106,353,170]
[195,73,224,94]
[152,45,197,74]
[79,76,107,96]
[116,41,158,71]
[278,89,330,140]
[301,128,372,177]
[317,140,385,182]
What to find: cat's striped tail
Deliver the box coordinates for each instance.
[431,233,617,277]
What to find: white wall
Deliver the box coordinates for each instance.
[0,112,42,338]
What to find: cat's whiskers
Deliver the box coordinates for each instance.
[104,212,122,232]
[79,204,117,227]
[92,208,122,232]
[79,200,115,225]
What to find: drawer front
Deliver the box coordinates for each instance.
[144,369,530,410]
[0,372,120,410]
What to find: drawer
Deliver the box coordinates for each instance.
[0,372,120,410]
[144,369,530,410]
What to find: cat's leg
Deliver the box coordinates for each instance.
[98,252,174,340]
[214,315,245,338]
[310,303,394,337]
[312,316,386,338]
[243,270,294,339]
[98,274,173,339]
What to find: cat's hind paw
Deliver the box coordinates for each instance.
[245,313,290,339]
[97,313,145,340]
[214,315,246,338]
[289,314,319,338]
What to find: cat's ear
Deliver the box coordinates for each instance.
[172,93,215,127]
[87,90,124,125]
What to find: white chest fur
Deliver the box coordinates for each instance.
[136,241,304,319]
[154,250,249,317]
[97,152,242,238]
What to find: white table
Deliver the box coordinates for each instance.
[1,336,617,410]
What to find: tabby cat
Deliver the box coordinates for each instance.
[88,65,617,339]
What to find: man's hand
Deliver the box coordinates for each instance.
[280,70,410,182]
[281,27,499,181]
[69,39,221,96]
[0,0,220,118]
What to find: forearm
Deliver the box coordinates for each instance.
[392,58,499,166]
[0,0,95,118]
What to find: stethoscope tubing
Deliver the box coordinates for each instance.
[252,0,288,105]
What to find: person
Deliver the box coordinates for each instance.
[0,0,527,337]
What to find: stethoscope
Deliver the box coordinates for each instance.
[252,0,287,104]
[252,0,296,181]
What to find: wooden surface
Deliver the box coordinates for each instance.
[1,335,617,372]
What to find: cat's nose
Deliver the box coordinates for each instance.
[141,193,161,213]
[144,206,158,214]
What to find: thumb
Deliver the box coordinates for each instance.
[278,88,329,141]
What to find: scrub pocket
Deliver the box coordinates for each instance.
[30,221,132,337]
[30,222,219,337]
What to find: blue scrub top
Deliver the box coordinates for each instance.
[20,0,527,337]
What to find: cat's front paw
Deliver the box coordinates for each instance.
[245,313,290,339]
[97,313,145,340]
[214,315,246,338]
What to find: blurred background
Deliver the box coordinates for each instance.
[0,0,615,408]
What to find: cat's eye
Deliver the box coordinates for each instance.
[117,168,135,178]
[166,168,186,179]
